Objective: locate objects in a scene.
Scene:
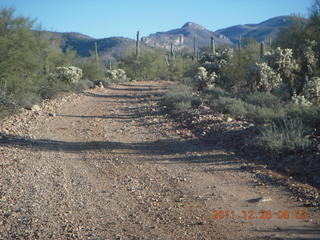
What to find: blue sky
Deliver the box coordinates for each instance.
[1,0,313,39]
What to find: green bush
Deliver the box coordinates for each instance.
[208,96,249,117]
[243,92,283,109]
[119,50,169,81]
[15,92,42,109]
[77,59,105,81]
[246,106,286,124]
[207,93,285,123]
[0,89,17,120]
[254,118,311,154]
[286,104,320,134]
[71,79,94,92]
[162,84,195,114]
[202,87,233,100]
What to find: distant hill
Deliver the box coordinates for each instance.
[141,22,232,51]
[216,16,296,44]
[39,31,140,62]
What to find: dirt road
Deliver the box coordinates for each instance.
[0,81,319,240]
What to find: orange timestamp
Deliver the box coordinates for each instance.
[211,209,309,220]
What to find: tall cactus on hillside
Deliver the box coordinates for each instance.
[268,36,272,47]
[109,59,112,70]
[94,41,100,68]
[260,41,265,59]
[136,31,140,58]
[238,36,242,50]
[210,37,216,56]
[193,37,196,60]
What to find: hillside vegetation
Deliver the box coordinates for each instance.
[115,1,320,186]
[0,7,126,120]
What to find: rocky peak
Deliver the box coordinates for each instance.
[182,22,206,31]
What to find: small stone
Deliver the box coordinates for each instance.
[14,208,22,213]
[31,105,41,112]
[226,117,233,122]
[196,221,205,225]
[4,212,11,217]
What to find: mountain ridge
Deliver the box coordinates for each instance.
[216,16,296,43]
[141,16,295,50]
[41,15,296,62]
[141,21,231,51]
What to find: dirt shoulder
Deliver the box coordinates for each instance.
[0,81,319,240]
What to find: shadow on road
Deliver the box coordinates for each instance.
[255,226,320,240]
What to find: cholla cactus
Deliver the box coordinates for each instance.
[302,77,320,103]
[196,66,217,90]
[301,40,317,78]
[200,48,233,77]
[220,48,234,61]
[105,69,127,82]
[264,47,298,95]
[291,92,312,107]
[247,62,282,92]
[49,66,83,83]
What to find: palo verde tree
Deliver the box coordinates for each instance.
[0,7,78,110]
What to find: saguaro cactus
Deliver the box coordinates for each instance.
[210,37,216,56]
[109,59,112,70]
[260,41,265,59]
[268,36,272,47]
[170,41,174,59]
[179,35,183,45]
[94,41,100,68]
[238,36,242,50]
[136,31,140,58]
[193,37,196,60]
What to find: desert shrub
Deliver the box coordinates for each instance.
[208,96,249,117]
[38,80,72,99]
[302,76,320,103]
[302,106,320,134]
[272,83,291,101]
[77,59,105,81]
[201,87,233,102]
[254,118,311,154]
[206,92,285,123]
[119,50,169,81]
[0,89,17,119]
[177,77,198,89]
[213,39,262,90]
[243,92,283,108]
[15,92,42,109]
[71,79,94,92]
[162,84,195,114]
[285,104,320,134]
[246,106,286,124]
